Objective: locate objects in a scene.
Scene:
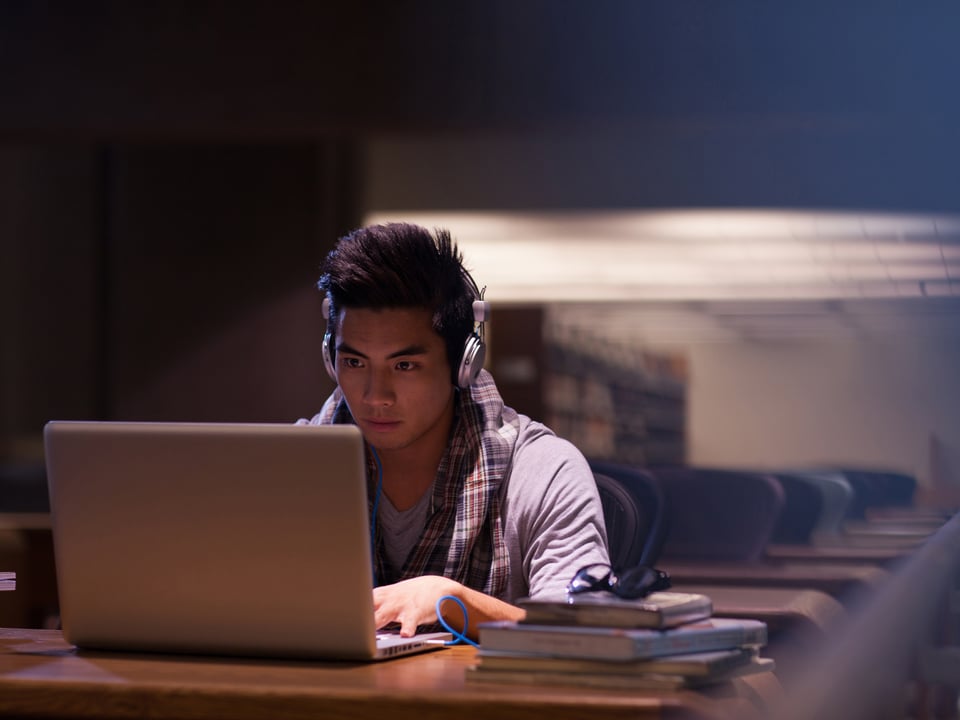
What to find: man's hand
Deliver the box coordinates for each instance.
[373,575,526,639]
[373,576,458,637]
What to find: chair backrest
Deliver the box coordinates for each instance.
[652,467,785,563]
[770,472,824,545]
[786,470,854,542]
[836,469,917,519]
[589,460,667,570]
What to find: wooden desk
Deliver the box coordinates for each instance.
[672,584,845,681]
[661,561,890,608]
[764,542,914,567]
[673,585,845,638]
[0,628,778,720]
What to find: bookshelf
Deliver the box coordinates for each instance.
[490,307,687,466]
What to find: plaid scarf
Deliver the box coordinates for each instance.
[314,369,517,598]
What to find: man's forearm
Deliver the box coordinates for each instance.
[439,583,526,640]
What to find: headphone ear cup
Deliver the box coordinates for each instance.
[457,333,486,389]
[322,331,337,382]
[321,296,338,382]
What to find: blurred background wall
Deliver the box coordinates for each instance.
[2,1,959,488]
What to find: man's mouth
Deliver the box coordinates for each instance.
[364,418,401,430]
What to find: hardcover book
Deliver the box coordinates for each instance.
[518,591,712,629]
[477,617,767,661]
[475,646,758,677]
[466,656,776,690]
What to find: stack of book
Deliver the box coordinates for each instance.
[470,590,773,690]
[0,572,14,592]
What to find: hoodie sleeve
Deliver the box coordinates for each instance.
[500,419,611,602]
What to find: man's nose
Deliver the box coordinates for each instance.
[363,368,395,406]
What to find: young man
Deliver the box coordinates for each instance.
[300,222,608,638]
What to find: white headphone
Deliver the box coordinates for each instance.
[321,295,490,389]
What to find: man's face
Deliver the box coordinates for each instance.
[333,306,456,455]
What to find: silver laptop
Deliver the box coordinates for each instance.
[43,421,450,660]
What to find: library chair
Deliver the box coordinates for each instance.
[652,467,785,563]
[836,469,944,547]
[790,468,937,546]
[589,460,668,571]
[781,470,855,544]
[652,468,891,607]
[768,473,824,546]
[793,467,925,532]
[766,469,918,567]
[838,468,916,520]
[648,468,856,671]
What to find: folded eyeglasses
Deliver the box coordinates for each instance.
[566,562,671,600]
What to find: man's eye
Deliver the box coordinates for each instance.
[342,357,363,369]
[395,361,415,371]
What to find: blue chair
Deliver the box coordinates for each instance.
[770,473,824,545]
[786,471,855,544]
[589,460,668,571]
[652,467,785,563]
[837,469,916,520]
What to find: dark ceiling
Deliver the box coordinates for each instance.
[2,1,959,138]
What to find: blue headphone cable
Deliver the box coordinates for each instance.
[369,445,383,587]
[435,595,480,647]
[370,445,478,647]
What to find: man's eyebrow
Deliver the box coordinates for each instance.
[335,342,367,359]
[336,342,429,359]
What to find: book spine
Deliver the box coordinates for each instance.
[476,647,756,677]
[479,623,766,661]
[633,625,766,657]
[479,628,635,660]
[466,667,687,690]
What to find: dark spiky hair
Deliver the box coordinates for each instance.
[318,223,479,381]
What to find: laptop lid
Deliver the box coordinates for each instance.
[44,421,447,661]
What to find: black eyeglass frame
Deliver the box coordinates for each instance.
[566,562,671,600]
